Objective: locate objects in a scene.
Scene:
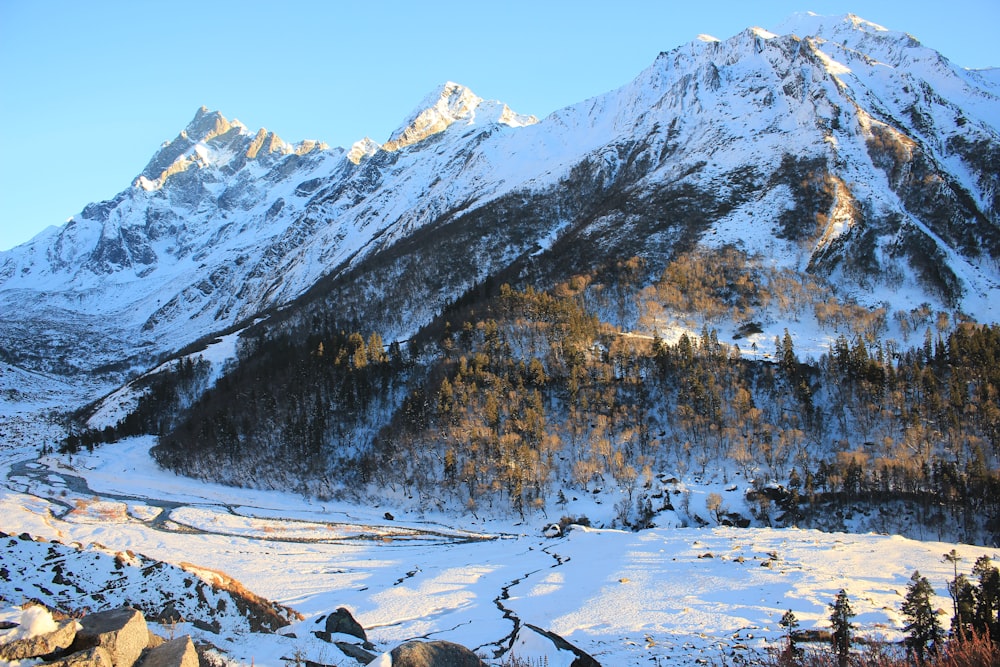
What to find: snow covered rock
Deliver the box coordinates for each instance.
[382,640,486,667]
[137,636,198,667]
[0,606,78,660]
[0,532,300,636]
[72,607,148,667]
[318,607,367,642]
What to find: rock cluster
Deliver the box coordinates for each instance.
[0,606,196,667]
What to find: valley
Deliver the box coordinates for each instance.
[1,10,999,665]
[1,434,990,666]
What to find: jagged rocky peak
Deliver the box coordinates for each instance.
[347,137,380,164]
[136,107,246,188]
[183,105,243,143]
[133,107,329,192]
[381,81,537,152]
[246,127,290,159]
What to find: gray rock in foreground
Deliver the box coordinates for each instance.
[0,618,78,660]
[138,636,197,667]
[388,640,487,667]
[73,607,148,667]
[47,645,114,667]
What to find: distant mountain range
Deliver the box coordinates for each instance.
[1,11,997,393]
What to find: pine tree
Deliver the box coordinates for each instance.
[779,609,801,662]
[972,555,1000,640]
[949,573,976,640]
[829,589,855,667]
[901,570,944,663]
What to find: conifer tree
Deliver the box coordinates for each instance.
[779,609,801,662]
[901,570,944,663]
[972,555,1000,640]
[829,589,855,667]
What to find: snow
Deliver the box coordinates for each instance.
[2,10,998,398]
[0,606,59,644]
[0,432,989,666]
[2,13,1000,665]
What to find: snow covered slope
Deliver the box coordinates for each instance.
[1,12,997,394]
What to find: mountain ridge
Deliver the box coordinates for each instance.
[1,11,998,391]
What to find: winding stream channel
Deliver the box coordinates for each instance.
[4,455,587,662]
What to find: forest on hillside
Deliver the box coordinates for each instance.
[68,248,1000,543]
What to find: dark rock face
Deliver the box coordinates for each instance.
[524,624,602,667]
[388,640,487,667]
[322,607,367,642]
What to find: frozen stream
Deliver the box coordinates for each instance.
[1,438,589,665]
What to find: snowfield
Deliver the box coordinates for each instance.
[1,435,989,666]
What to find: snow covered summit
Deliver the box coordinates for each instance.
[0,12,997,395]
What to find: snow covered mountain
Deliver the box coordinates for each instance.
[1,12,998,392]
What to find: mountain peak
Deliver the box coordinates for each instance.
[770,11,922,51]
[381,82,535,152]
[382,82,483,152]
[137,107,246,184]
[181,106,244,144]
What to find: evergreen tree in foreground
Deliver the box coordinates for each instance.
[778,609,801,663]
[972,555,1000,641]
[829,589,855,667]
[902,571,945,663]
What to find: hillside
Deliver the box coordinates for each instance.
[1,13,998,545]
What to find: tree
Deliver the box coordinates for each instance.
[901,570,944,663]
[829,589,855,667]
[779,609,801,663]
[705,492,725,524]
[972,555,1000,640]
[944,549,961,632]
[949,573,976,640]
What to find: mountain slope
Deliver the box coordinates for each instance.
[1,12,998,392]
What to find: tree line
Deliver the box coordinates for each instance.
[777,553,999,665]
[66,248,1000,540]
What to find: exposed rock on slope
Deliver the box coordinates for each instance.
[0,13,997,396]
[0,532,299,635]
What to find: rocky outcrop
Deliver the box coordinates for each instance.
[387,640,487,667]
[0,532,300,635]
[318,607,367,642]
[73,607,148,667]
[138,636,197,667]
[0,606,197,667]
[0,616,78,660]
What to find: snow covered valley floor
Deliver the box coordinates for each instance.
[1,435,992,666]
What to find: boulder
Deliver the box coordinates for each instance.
[0,618,78,660]
[47,645,114,667]
[387,640,486,667]
[152,602,184,625]
[322,607,367,642]
[333,641,377,664]
[146,631,165,650]
[138,636,197,667]
[73,607,148,667]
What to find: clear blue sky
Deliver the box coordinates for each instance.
[1,0,997,251]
